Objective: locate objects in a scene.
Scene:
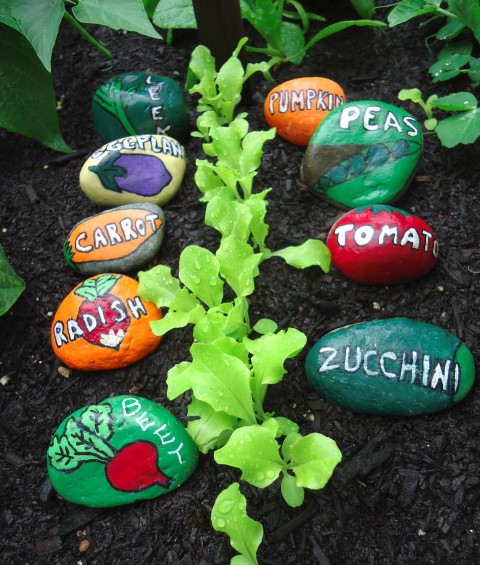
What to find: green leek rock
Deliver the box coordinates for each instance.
[92,72,190,143]
[305,318,475,416]
[301,101,422,208]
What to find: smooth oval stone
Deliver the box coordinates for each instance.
[92,72,190,143]
[51,274,162,371]
[305,318,475,416]
[64,203,165,275]
[327,205,439,285]
[47,395,199,507]
[301,100,422,208]
[264,77,345,147]
[80,134,186,207]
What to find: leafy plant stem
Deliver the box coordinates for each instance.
[63,11,114,61]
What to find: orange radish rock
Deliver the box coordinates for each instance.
[51,274,162,371]
[264,77,345,147]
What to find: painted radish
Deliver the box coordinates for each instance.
[74,274,131,349]
[105,441,173,492]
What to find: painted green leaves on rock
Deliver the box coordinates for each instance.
[305,318,476,415]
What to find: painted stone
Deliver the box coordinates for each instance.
[327,205,439,285]
[264,77,345,147]
[305,318,475,416]
[64,203,165,275]
[301,100,422,208]
[51,274,162,371]
[47,395,199,507]
[80,134,186,207]
[92,72,190,143]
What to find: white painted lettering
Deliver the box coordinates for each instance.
[122,397,142,417]
[53,321,68,347]
[403,116,419,136]
[363,350,379,376]
[378,225,398,246]
[344,346,361,372]
[334,223,355,246]
[119,218,138,241]
[93,228,108,249]
[67,319,84,341]
[318,347,340,372]
[135,218,146,237]
[268,92,279,115]
[135,411,156,431]
[168,442,185,465]
[81,313,97,332]
[145,213,159,232]
[400,227,420,250]
[400,351,418,383]
[363,106,381,130]
[127,296,147,319]
[105,223,122,245]
[339,106,360,129]
[110,299,127,323]
[384,111,403,132]
[354,225,375,246]
[151,106,164,121]
[380,352,397,378]
[431,359,451,391]
[75,232,93,253]
[291,90,305,111]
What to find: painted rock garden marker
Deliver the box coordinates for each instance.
[264,77,345,147]
[63,203,165,275]
[301,100,422,208]
[51,274,162,371]
[47,395,199,507]
[92,72,190,143]
[80,134,186,208]
[327,205,439,285]
[305,318,475,416]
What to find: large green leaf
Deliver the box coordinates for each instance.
[435,108,480,147]
[0,25,71,152]
[448,0,480,42]
[1,0,64,71]
[73,0,162,39]
[152,0,196,29]
[387,0,439,26]
[0,243,25,316]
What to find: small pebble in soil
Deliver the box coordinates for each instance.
[327,204,439,284]
[51,274,162,371]
[63,203,165,275]
[80,134,186,207]
[301,100,422,208]
[91,72,190,143]
[305,318,475,415]
[47,395,199,507]
[264,77,345,147]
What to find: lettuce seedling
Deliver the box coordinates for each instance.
[140,40,341,563]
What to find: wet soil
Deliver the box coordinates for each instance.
[1,2,480,563]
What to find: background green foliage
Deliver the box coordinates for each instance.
[0,0,160,151]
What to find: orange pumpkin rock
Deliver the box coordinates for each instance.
[264,77,346,147]
[51,274,162,371]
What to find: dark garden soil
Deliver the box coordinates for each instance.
[2,2,480,563]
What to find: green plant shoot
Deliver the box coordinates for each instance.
[139,40,341,563]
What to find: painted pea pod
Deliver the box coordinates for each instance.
[301,101,423,208]
[326,205,439,285]
[305,318,475,416]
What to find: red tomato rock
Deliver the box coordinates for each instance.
[264,77,345,147]
[326,205,439,285]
